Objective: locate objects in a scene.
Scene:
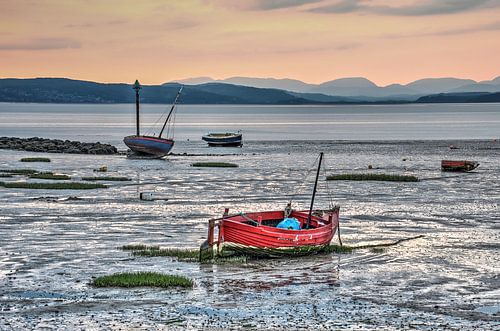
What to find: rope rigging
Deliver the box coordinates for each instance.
[286,153,335,211]
[144,106,169,136]
[144,86,183,137]
[322,155,336,209]
[286,153,320,208]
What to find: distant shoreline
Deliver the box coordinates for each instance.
[0,101,499,106]
[1,77,499,105]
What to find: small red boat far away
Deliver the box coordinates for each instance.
[441,160,479,172]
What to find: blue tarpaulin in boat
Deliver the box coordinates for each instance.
[276,217,301,230]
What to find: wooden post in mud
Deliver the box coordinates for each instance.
[199,218,216,262]
[306,152,323,229]
[217,220,224,255]
[208,219,215,247]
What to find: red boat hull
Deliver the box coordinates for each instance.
[441,160,479,172]
[216,209,339,257]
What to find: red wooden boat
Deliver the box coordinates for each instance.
[200,152,341,260]
[441,160,479,172]
[204,208,339,258]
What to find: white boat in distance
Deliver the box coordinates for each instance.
[202,132,243,147]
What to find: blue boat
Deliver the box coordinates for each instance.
[124,80,182,157]
[202,132,243,147]
[123,135,174,156]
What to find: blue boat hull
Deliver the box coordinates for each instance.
[202,134,242,147]
[123,135,174,157]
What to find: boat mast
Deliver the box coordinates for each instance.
[158,87,183,139]
[306,152,323,229]
[133,80,141,136]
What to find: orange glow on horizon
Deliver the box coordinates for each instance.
[1,0,499,86]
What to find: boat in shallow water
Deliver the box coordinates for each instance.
[200,152,340,260]
[124,80,182,157]
[202,132,242,147]
[206,208,339,258]
[441,160,479,172]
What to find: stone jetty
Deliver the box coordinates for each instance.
[0,137,118,154]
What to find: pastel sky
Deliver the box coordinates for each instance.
[1,0,499,85]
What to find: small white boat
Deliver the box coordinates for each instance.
[202,132,242,147]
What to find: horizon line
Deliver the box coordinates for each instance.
[1,74,500,87]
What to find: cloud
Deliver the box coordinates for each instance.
[64,19,127,29]
[64,23,95,28]
[107,19,127,25]
[206,0,323,11]
[309,0,500,16]
[167,19,199,30]
[308,0,363,13]
[251,0,323,10]
[0,38,81,50]
[424,20,500,36]
[383,20,500,38]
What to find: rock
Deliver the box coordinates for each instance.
[0,136,118,155]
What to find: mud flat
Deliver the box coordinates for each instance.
[0,140,498,329]
[0,136,117,154]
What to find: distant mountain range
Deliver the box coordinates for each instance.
[0,77,499,104]
[171,76,500,100]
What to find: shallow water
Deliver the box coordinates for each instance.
[1,103,500,144]
[0,139,499,330]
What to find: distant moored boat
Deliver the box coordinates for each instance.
[441,160,479,172]
[202,132,242,147]
[123,80,182,157]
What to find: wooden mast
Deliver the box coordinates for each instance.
[306,152,323,229]
[159,87,183,139]
[132,80,141,136]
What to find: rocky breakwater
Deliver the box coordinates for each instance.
[0,137,118,154]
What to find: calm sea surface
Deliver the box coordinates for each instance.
[0,103,499,329]
[0,103,499,147]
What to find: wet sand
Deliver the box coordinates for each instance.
[0,140,499,330]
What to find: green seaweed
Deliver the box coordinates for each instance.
[30,173,70,180]
[121,244,160,251]
[120,236,424,265]
[20,157,51,162]
[0,182,107,189]
[326,173,419,182]
[191,162,238,168]
[323,244,355,254]
[82,176,131,181]
[0,169,38,175]
[212,255,249,264]
[133,248,199,260]
[91,272,193,288]
[121,245,199,261]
